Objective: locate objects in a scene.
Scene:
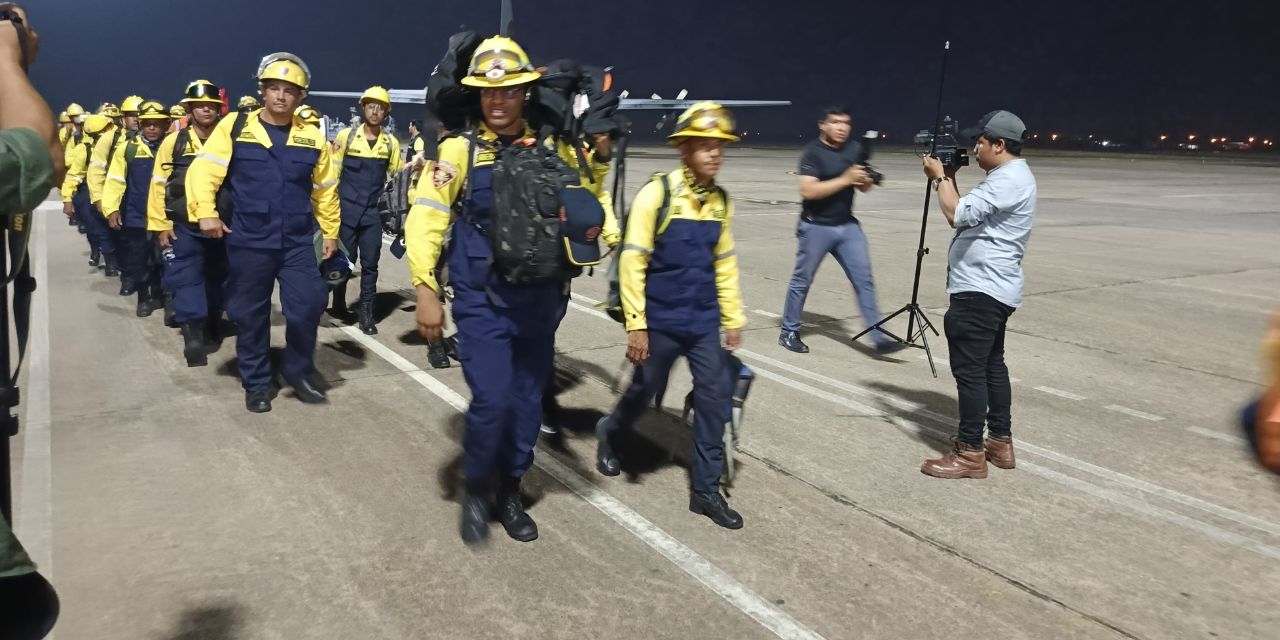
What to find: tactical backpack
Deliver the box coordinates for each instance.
[489,136,603,284]
[162,114,245,225]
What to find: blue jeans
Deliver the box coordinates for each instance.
[781,220,886,343]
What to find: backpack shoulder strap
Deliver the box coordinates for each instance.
[228,112,249,148]
[653,171,672,238]
[124,139,139,164]
[343,125,360,159]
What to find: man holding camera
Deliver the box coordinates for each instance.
[780,107,902,355]
[920,110,1036,479]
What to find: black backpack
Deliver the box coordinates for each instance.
[163,116,246,225]
[488,136,602,285]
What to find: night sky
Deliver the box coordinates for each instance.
[31,0,1280,144]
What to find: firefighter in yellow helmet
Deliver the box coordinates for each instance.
[329,85,402,333]
[237,95,260,113]
[83,107,125,277]
[149,79,230,355]
[405,35,617,544]
[88,96,144,276]
[103,100,171,316]
[61,109,107,254]
[595,101,747,529]
[185,52,340,413]
[294,104,320,126]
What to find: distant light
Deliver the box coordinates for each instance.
[1248,136,1256,143]
[1210,138,1218,143]
[1188,134,1197,141]
[880,133,887,139]
[1032,133,1039,139]
[1159,135,1168,141]
[1088,134,1094,139]
[1050,133,1059,141]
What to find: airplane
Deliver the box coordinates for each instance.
[308,1,789,114]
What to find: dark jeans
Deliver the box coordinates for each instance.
[944,291,1015,448]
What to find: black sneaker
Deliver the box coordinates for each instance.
[459,493,490,545]
[595,416,621,476]
[495,485,538,542]
[778,331,809,354]
[245,389,272,413]
[426,340,451,369]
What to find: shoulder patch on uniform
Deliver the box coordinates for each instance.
[236,130,257,142]
[291,135,316,146]
[431,160,459,188]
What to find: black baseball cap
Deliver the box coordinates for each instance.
[961,110,1026,142]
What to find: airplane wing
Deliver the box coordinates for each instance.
[310,90,789,110]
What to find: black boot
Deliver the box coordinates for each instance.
[245,388,273,413]
[426,340,451,369]
[358,300,378,335]
[690,491,744,530]
[460,480,491,545]
[595,416,621,476]
[329,281,350,320]
[284,374,328,404]
[103,254,120,277]
[88,247,101,267]
[163,292,177,328]
[181,321,208,367]
[135,290,154,317]
[495,476,538,542]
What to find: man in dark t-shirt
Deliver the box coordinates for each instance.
[779,106,903,355]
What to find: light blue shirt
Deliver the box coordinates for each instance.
[947,158,1036,308]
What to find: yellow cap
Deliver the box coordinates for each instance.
[360,86,392,110]
[66,103,86,118]
[83,113,114,136]
[461,36,541,88]
[137,100,171,121]
[98,102,122,118]
[58,111,70,124]
[237,95,261,111]
[295,105,321,125]
[667,101,740,145]
[169,105,187,118]
[120,95,145,113]
[256,52,311,89]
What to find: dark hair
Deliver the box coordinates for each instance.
[819,106,851,123]
[408,119,423,131]
[979,133,1023,156]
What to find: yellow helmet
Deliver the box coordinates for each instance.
[169,105,187,118]
[237,95,261,111]
[360,85,392,110]
[98,102,122,118]
[83,113,114,136]
[295,105,321,126]
[256,52,311,89]
[58,111,70,124]
[461,36,541,88]
[137,100,171,121]
[667,101,740,145]
[66,103,86,118]
[120,95,145,113]
[181,79,223,106]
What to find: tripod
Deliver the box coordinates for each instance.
[851,41,952,378]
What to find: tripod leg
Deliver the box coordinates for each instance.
[912,307,939,378]
[853,304,909,342]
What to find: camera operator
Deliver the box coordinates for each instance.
[0,4,62,638]
[919,110,1036,480]
[779,106,902,355]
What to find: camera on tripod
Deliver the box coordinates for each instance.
[920,115,969,170]
[853,130,884,185]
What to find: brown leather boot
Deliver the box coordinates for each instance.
[985,436,1016,469]
[921,441,988,479]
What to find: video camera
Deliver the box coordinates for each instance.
[920,115,969,170]
[853,130,884,186]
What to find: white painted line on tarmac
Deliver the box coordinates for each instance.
[1186,426,1247,446]
[1034,386,1087,401]
[337,325,827,640]
[17,206,57,583]
[752,309,781,319]
[565,292,1280,544]
[1104,405,1166,422]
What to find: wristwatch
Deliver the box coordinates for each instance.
[932,176,951,191]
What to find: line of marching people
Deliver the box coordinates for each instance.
[56,56,409,412]
[55,41,752,546]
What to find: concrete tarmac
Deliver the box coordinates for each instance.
[11,146,1280,639]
